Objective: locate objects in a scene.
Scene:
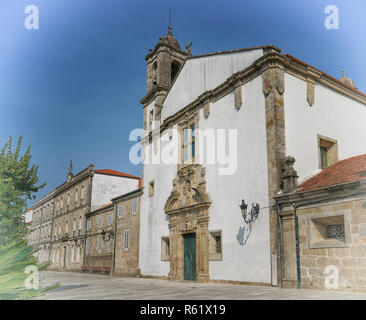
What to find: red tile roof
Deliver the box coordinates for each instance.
[95,169,140,180]
[297,154,366,193]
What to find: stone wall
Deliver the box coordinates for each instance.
[113,191,142,276]
[84,205,114,274]
[283,196,366,292]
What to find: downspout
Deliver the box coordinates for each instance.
[276,204,284,284]
[112,201,118,274]
[292,202,301,289]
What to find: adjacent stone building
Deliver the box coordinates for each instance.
[29,191,54,263]
[49,162,140,271]
[111,188,142,276]
[84,203,115,273]
[275,154,366,292]
[83,187,143,276]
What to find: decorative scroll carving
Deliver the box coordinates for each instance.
[234,86,243,110]
[164,164,210,214]
[307,80,315,106]
[203,102,210,118]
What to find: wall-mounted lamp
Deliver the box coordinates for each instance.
[239,199,260,224]
[101,229,114,241]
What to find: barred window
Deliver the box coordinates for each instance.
[123,230,130,250]
[326,224,345,242]
[118,205,123,218]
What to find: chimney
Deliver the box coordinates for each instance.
[282,156,299,193]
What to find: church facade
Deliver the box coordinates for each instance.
[138,27,366,286]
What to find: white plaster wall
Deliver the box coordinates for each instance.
[200,76,271,283]
[139,129,178,276]
[139,76,272,283]
[162,49,264,121]
[284,73,366,182]
[91,174,139,211]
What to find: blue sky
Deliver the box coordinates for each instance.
[0,0,365,205]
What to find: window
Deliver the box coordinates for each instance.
[97,236,102,252]
[76,247,80,262]
[161,237,170,261]
[107,238,111,252]
[81,187,84,203]
[86,238,90,253]
[118,205,123,218]
[71,246,74,263]
[132,201,138,214]
[98,218,102,228]
[73,218,76,232]
[75,190,78,205]
[123,230,130,251]
[209,231,223,261]
[308,212,349,248]
[149,181,155,197]
[182,123,196,163]
[86,220,91,232]
[107,215,112,226]
[318,135,338,169]
[149,110,154,128]
[65,221,69,234]
[79,216,82,230]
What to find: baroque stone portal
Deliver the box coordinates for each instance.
[164,164,211,281]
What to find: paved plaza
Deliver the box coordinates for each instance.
[36,271,366,300]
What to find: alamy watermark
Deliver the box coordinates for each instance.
[129,127,238,176]
[324,265,339,289]
[24,265,39,290]
[24,5,39,30]
[324,5,339,30]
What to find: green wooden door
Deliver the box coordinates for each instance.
[184,233,196,281]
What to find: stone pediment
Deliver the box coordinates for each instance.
[164,164,210,215]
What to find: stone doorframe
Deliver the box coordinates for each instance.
[164,164,211,282]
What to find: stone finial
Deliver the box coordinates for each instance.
[282,156,299,193]
[340,69,358,89]
[68,160,73,175]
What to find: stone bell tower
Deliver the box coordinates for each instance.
[145,26,191,93]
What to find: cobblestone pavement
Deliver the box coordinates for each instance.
[36,271,366,300]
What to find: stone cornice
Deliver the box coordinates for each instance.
[275,179,366,208]
[54,165,94,197]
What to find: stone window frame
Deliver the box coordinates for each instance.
[317,134,339,169]
[306,209,351,249]
[132,200,138,215]
[149,180,155,197]
[118,205,124,218]
[178,111,200,168]
[161,236,170,261]
[209,230,223,261]
[123,229,130,251]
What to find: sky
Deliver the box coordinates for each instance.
[0,0,365,205]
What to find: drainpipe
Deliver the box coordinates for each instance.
[276,204,284,284]
[292,202,301,289]
[112,202,118,274]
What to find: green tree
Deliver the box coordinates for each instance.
[0,136,45,246]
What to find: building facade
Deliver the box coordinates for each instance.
[28,191,54,263]
[111,188,142,276]
[49,162,140,271]
[276,154,366,292]
[138,27,366,286]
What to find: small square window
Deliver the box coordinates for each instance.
[161,237,170,261]
[209,231,223,260]
[318,135,338,169]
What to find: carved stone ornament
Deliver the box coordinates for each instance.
[234,86,243,110]
[203,102,210,119]
[263,68,285,96]
[164,164,210,215]
[307,80,315,107]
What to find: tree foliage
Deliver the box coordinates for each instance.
[0,136,45,246]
